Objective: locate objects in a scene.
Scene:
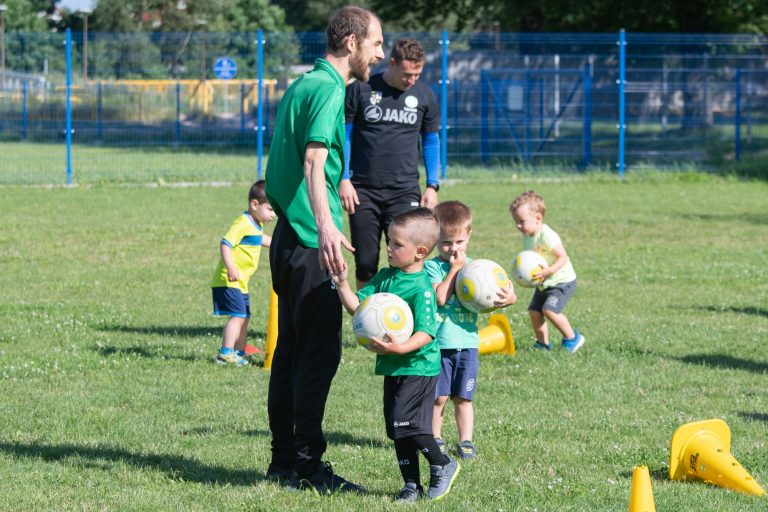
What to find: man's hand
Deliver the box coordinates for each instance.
[420,187,438,209]
[317,222,355,275]
[339,179,360,214]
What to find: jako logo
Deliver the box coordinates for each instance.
[394,421,410,427]
[364,105,382,122]
[382,108,418,124]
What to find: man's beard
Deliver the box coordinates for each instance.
[349,49,371,82]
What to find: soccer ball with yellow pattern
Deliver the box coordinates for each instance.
[455,259,511,314]
[512,250,547,288]
[353,293,414,350]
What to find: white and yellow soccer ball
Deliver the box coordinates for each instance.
[512,250,548,288]
[353,292,414,350]
[455,259,511,314]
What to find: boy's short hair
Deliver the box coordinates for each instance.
[433,200,472,235]
[390,39,425,65]
[326,6,377,52]
[249,180,268,203]
[510,190,546,216]
[390,207,439,251]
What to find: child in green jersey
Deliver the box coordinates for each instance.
[210,181,275,366]
[332,208,461,502]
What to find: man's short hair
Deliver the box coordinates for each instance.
[249,180,268,203]
[390,207,439,251]
[434,200,472,235]
[390,39,425,64]
[326,6,377,52]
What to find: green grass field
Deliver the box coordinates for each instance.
[1,173,767,511]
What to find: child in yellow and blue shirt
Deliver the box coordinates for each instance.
[211,181,275,365]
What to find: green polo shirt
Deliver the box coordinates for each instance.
[265,58,346,248]
[357,267,440,377]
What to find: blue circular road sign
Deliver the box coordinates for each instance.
[213,56,238,79]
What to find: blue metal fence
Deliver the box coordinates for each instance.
[1,30,767,184]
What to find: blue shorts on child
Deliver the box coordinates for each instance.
[212,287,251,318]
[436,348,479,401]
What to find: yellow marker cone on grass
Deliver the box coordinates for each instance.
[477,314,515,355]
[262,289,278,370]
[669,418,765,496]
[628,465,656,512]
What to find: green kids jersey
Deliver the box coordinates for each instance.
[265,58,346,248]
[357,267,439,377]
[423,257,480,350]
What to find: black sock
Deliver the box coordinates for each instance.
[394,438,421,484]
[411,434,450,466]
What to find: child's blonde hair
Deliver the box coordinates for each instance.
[390,207,439,251]
[433,200,472,235]
[510,190,546,216]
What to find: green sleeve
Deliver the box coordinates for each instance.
[304,84,344,149]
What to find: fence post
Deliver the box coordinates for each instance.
[440,30,448,179]
[97,81,103,144]
[582,62,592,167]
[453,78,458,149]
[175,80,181,146]
[240,82,245,136]
[21,80,27,140]
[480,70,488,163]
[65,28,73,185]
[617,29,626,178]
[256,29,264,179]
[735,68,741,161]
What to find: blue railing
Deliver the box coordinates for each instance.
[1,30,767,183]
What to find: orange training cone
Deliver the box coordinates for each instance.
[628,465,656,512]
[478,314,515,355]
[262,289,278,370]
[669,418,765,496]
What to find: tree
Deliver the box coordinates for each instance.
[363,0,768,33]
[0,0,50,31]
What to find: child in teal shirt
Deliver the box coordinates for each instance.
[425,201,517,460]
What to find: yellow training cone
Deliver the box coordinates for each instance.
[262,289,279,370]
[478,314,515,355]
[669,418,765,496]
[628,465,656,512]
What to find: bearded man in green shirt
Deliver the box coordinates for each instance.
[264,5,384,494]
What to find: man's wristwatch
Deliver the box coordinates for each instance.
[426,183,440,192]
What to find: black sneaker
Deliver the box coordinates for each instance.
[394,482,423,502]
[427,457,460,500]
[265,463,294,482]
[287,461,367,494]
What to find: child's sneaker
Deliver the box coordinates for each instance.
[394,482,423,502]
[215,351,249,366]
[456,440,477,460]
[562,330,585,353]
[435,437,447,455]
[427,457,460,500]
[533,341,552,350]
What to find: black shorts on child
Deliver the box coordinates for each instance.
[383,375,438,440]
